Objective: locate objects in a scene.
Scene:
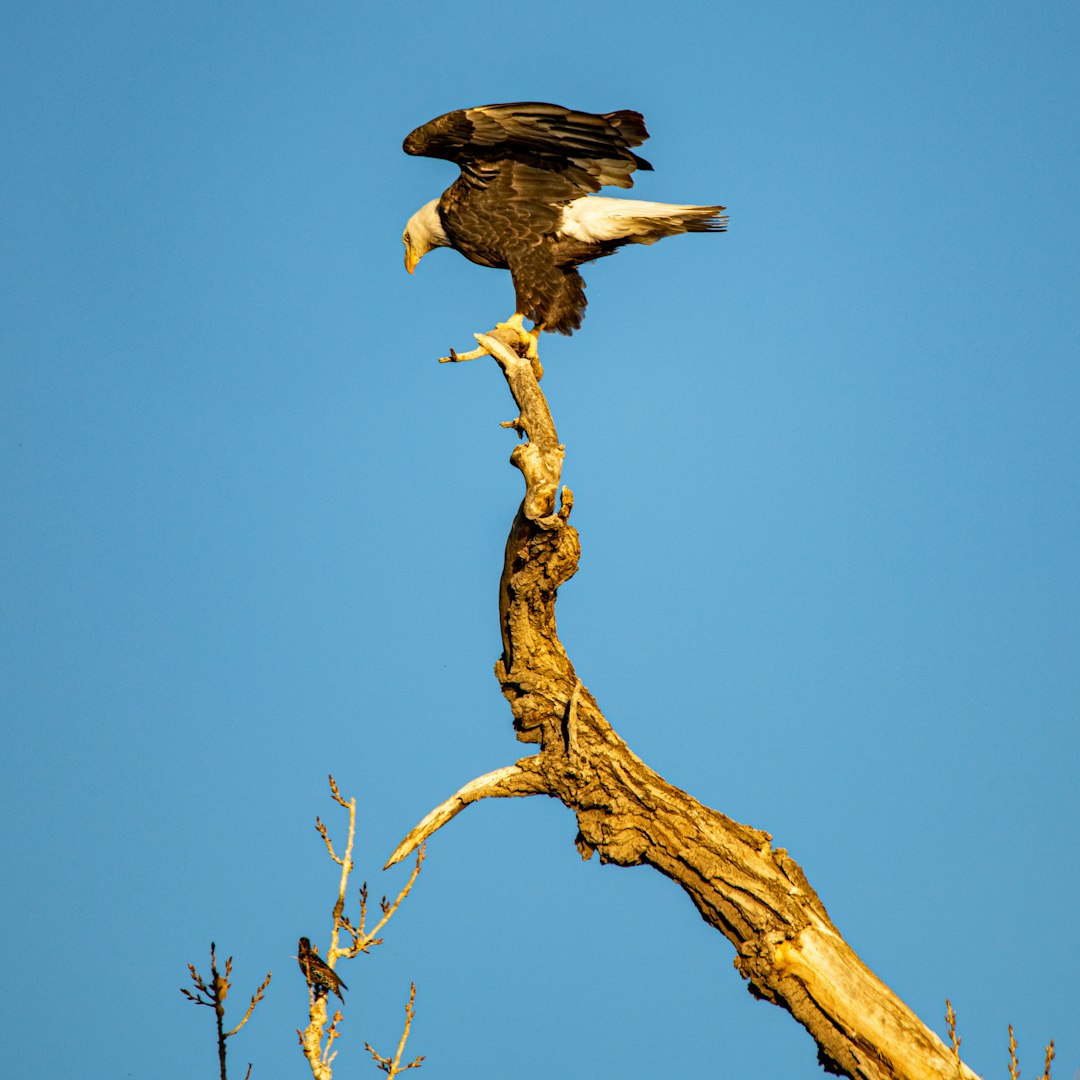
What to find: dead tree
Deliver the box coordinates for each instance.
[387,327,979,1080]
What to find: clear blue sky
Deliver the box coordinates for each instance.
[3,3,1078,1077]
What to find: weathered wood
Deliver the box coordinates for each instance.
[392,327,977,1080]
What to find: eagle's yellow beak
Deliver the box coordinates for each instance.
[404,241,419,275]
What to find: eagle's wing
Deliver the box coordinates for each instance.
[402,102,653,192]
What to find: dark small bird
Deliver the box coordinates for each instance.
[297,936,348,1002]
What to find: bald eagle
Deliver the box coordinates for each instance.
[402,102,726,345]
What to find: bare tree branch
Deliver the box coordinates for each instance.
[365,982,426,1077]
[389,324,984,1080]
[385,762,549,869]
[224,970,272,1038]
[299,778,425,1079]
[182,942,271,1080]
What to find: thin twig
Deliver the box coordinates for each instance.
[358,846,425,951]
[315,816,340,863]
[945,999,963,1078]
[328,775,357,964]
[224,969,273,1038]
[364,983,425,1076]
[1008,1024,1020,1080]
[182,943,270,1080]
[1038,1040,1055,1080]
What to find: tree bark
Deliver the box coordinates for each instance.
[390,327,978,1080]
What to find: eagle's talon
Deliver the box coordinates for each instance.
[494,315,542,377]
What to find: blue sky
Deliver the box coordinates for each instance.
[3,2,1078,1077]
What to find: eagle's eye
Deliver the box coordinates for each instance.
[402,232,410,246]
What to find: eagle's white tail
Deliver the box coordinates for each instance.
[559,196,728,245]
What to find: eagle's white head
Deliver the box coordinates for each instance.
[402,199,449,274]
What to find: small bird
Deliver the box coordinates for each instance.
[297,936,348,1002]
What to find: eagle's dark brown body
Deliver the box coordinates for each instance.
[436,172,631,335]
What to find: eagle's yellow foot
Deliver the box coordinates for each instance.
[495,314,543,379]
